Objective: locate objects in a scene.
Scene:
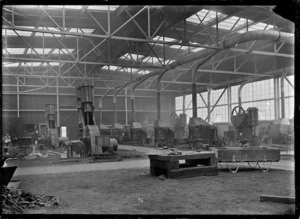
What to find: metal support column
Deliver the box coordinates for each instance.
[274,78,278,119]
[99,100,103,124]
[281,71,287,118]
[125,88,128,126]
[183,94,186,115]
[113,95,117,124]
[192,83,197,118]
[207,87,211,123]
[227,86,232,123]
[131,92,135,123]
[56,79,60,127]
[157,84,161,121]
[17,77,20,118]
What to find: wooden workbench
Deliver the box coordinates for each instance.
[148,151,218,179]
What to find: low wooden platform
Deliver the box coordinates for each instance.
[149,151,218,179]
[214,146,280,163]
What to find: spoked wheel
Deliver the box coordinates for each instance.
[257,160,272,172]
[226,161,240,173]
[231,106,245,117]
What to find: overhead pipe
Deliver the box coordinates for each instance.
[190,30,294,119]
[113,83,129,124]
[238,77,261,108]
[115,30,294,121]
[281,70,288,118]
[99,88,112,124]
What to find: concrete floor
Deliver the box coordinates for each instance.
[13,144,294,176]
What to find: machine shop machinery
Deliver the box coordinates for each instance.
[99,124,111,136]
[129,122,147,145]
[111,123,124,144]
[170,112,189,145]
[45,104,59,148]
[154,120,174,147]
[231,106,260,146]
[76,83,118,155]
[269,118,292,145]
[188,117,219,148]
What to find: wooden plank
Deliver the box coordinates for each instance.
[216,147,280,162]
[148,152,216,161]
[169,166,218,179]
[260,195,295,204]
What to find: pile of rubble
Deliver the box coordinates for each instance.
[1,185,59,214]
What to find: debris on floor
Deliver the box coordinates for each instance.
[158,175,166,180]
[1,185,59,214]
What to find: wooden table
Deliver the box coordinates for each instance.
[148,151,218,179]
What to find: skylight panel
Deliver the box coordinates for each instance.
[165,59,176,64]
[153,36,176,42]
[60,49,75,54]
[26,48,53,55]
[102,65,120,71]
[42,62,60,66]
[152,57,163,64]
[46,5,82,10]
[88,5,118,11]
[80,28,94,34]
[138,70,150,75]
[2,29,32,37]
[3,48,26,55]
[124,68,139,73]
[237,22,276,33]
[186,9,221,25]
[141,56,152,63]
[3,62,20,67]
[213,16,253,30]
[35,27,62,37]
[192,47,205,52]
[22,62,42,67]
[169,44,190,50]
[50,49,75,54]
[120,53,145,61]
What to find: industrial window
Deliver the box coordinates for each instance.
[210,106,228,123]
[242,79,274,102]
[197,108,208,120]
[231,85,239,104]
[197,92,208,108]
[61,126,67,137]
[185,94,192,110]
[185,109,193,122]
[279,97,294,119]
[175,96,183,111]
[211,88,227,105]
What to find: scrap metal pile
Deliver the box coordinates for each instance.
[1,185,59,214]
